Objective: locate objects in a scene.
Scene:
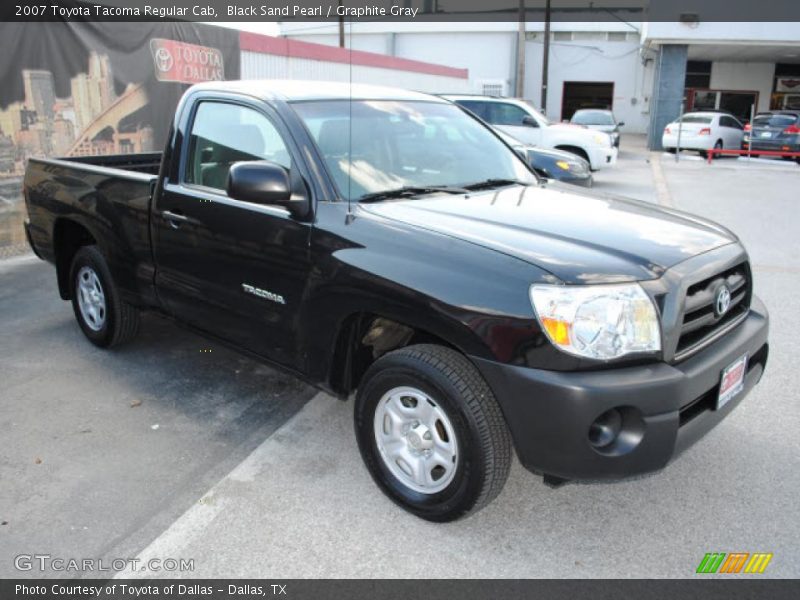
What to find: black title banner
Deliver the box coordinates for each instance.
[3,0,800,22]
[2,579,800,600]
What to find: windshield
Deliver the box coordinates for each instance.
[571,110,615,125]
[293,100,535,201]
[753,114,798,128]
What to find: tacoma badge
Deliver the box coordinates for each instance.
[241,283,286,305]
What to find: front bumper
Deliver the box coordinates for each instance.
[586,145,617,170]
[471,296,769,480]
[561,173,593,187]
[551,169,593,187]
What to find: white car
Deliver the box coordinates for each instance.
[444,95,617,170]
[570,109,623,148]
[661,111,745,156]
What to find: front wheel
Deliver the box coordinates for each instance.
[354,344,512,522]
[69,245,140,348]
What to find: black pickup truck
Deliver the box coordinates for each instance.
[24,81,769,521]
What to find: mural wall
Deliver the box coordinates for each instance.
[0,22,240,251]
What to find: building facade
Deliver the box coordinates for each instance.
[280,21,800,148]
[238,31,470,94]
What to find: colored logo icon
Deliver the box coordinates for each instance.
[696,552,773,574]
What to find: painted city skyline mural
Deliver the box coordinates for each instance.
[0,22,239,250]
[0,51,153,171]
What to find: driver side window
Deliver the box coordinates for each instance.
[185,102,291,192]
[490,103,532,126]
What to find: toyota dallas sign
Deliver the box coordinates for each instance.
[150,38,225,84]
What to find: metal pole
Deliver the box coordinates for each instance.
[338,0,345,48]
[675,99,685,163]
[516,0,526,98]
[747,103,754,162]
[541,0,551,110]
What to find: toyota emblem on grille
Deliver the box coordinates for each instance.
[715,285,732,317]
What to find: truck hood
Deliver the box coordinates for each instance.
[583,124,617,133]
[359,184,736,283]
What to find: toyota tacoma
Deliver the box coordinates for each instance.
[23,81,769,521]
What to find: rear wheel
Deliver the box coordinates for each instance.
[702,139,723,159]
[354,344,512,522]
[69,246,139,348]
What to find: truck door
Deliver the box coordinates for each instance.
[152,96,312,367]
[491,102,544,147]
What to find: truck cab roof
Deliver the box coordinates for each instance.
[187,80,447,104]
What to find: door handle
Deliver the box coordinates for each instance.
[161,210,189,229]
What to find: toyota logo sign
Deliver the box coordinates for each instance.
[715,285,732,317]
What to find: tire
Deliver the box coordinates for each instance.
[69,245,139,348]
[665,148,677,154]
[702,139,723,159]
[354,344,512,522]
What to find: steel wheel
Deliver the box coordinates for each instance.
[373,385,459,494]
[76,266,106,331]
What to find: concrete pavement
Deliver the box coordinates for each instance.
[0,256,315,577]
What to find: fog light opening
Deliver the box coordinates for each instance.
[589,409,623,449]
[588,406,645,457]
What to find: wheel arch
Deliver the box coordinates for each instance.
[53,217,97,300]
[553,144,590,163]
[325,311,480,397]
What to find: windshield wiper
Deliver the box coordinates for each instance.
[463,178,531,191]
[358,185,469,203]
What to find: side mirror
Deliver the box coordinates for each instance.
[618,121,625,127]
[522,115,539,127]
[227,161,309,218]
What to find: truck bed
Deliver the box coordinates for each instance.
[24,153,160,308]
[63,152,163,176]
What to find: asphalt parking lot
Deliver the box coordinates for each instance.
[1,136,799,579]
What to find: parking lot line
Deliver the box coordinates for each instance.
[115,392,330,578]
[650,152,675,208]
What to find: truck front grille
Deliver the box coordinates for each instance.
[675,262,751,360]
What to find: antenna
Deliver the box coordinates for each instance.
[347,17,353,215]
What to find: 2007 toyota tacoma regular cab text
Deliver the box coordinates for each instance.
[23,81,769,522]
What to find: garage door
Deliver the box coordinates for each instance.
[561,81,614,121]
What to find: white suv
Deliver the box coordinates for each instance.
[444,95,617,171]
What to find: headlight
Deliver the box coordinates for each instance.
[592,132,612,146]
[530,283,661,360]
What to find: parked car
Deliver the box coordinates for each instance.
[742,110,800,162]
[493,128,593,186]
[24,81,768,522]
[444,94,617,170]
[570,109,623,147]
[662,111,745,156]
